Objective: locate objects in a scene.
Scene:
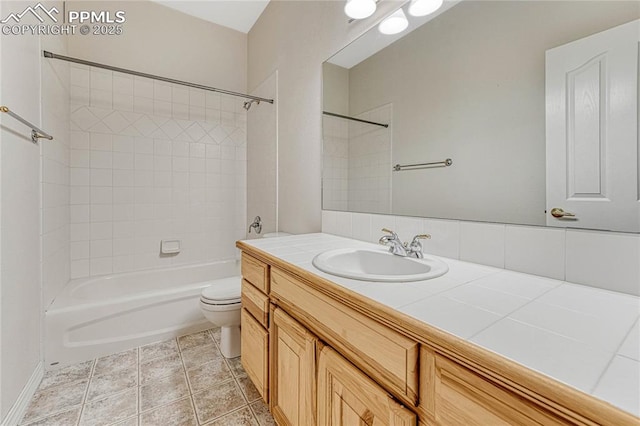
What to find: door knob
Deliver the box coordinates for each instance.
[550,208,576,218]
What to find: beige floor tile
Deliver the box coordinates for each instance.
[139,353,183,384]
[112,416,138,426]
[209,328,221,346]
[226,356,245,377]
[139,372,189,412]
[93,349,137,377]
[192,379,246,424]
[186,358,232,393]
[39,361,94,391]
[250,400,275,426]
[139,397,197,426]
[203,406,258,426]
[87,367,137,402]
[139,339,179,363]
[178,330,213,351]
[20,406,81,426]
[181,343,220,370]
[236,375,261,403]
[79,388,137,426]
[21,380,88,424]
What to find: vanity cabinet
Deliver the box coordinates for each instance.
[318,345,416,426]
[240,253,270,403]
[238,244,638,426]
[270,307,317,426]
[419,348,569,426]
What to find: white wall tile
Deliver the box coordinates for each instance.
[90,257,113,276]
[505,225,565,280]
[71,241,90,260]
[321,210,351,237]
[71,259,90,278]
[422,218,460,259]
[566,230,640,296]
[350,213,372,242]
[370,214,395,243]
[459,222,505,268]
[395,216,423,243]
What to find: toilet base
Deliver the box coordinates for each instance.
[220,325,241,358]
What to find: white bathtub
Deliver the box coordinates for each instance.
[45,260,239,368]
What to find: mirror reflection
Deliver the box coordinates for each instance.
[322,0,639,232]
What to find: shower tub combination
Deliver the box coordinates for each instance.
[45,260,239,368]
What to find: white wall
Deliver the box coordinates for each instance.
[247,72,278,239]
[0,1,44,420]
[248,0,404,234]
[67,0,247,93]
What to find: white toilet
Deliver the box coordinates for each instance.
[199,232,291,358]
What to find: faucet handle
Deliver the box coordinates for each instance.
[381,228,398,237]
[411,234,431,243]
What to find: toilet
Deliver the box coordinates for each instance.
[199,232,291,358]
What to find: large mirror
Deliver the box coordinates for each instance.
[322,0,640,232]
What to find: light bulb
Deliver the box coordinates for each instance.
[408,0,443,17]
[344,0,376,20]
[378,8,409,35]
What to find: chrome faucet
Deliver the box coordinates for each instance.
[406,234,431,258]
[378,228,431,258]
[378,228,408,256]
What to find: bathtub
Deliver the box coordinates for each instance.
[45,260,239,368]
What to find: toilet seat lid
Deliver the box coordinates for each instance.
[201,277,241,303]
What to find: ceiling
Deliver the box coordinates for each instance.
[152,0,270,33]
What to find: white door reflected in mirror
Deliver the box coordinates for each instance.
[546,19,640,232]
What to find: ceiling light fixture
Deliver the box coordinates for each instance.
[408,0,443,17]
[344,0,376,20]
[378,8,409,35]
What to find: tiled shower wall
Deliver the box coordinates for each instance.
[322,104,392,213]
[68,65,246,278]
[348,104,391,214]
[322,115,348,211]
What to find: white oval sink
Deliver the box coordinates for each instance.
[312,248,448,282]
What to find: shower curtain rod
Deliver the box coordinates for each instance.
[323,111,388,128]
[43,51,274,104]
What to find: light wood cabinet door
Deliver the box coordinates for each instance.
[240,308,268,403]
[420,348,570,426]
[318,346,416,426]
[271,307,318,426]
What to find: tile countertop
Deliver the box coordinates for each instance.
[242,233,640,417]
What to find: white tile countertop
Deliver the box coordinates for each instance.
[242,233,640,417]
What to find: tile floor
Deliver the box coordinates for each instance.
[20,328,275,426]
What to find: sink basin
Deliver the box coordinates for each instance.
[312,248,449,282]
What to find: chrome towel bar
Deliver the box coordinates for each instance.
[0,106,53,144]
[393,158,452,171]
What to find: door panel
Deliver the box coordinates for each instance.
[546,19,639,231]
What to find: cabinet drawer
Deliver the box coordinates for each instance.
[242,279,269,327]
[241,253,269,293]
[271,267,419,405]
[241,308,269,403]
